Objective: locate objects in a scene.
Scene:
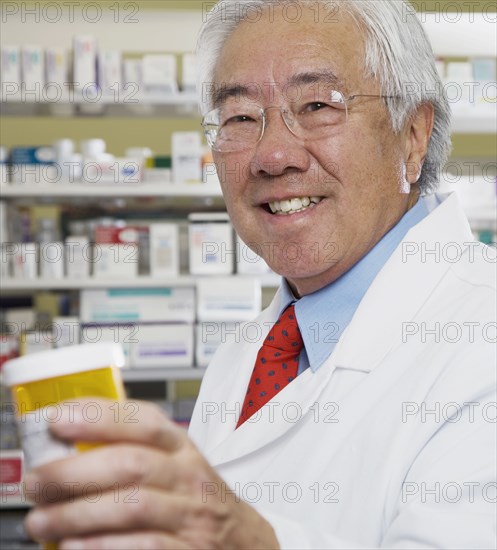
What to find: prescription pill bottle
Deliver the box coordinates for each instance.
[2,342,126,470]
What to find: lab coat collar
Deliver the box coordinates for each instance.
[204,192,474,465]
[330,192,474,373]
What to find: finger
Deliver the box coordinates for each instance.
[25,488,226,542]
[59,531,191,550]
[46,398,186,452]
[25,442,208,505]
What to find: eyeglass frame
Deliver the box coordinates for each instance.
[201,92,399,153]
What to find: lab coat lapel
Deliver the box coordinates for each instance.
[331,192,475,373]
[206,357,338,466]
[205,193,474,466]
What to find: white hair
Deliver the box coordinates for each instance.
[196,0,452,194]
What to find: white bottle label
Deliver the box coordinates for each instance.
[17,409,75,470]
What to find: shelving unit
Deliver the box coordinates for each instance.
[122,367,205,382]
[0,182,223,198]
[0,91,200,117]
[0,274,281,291]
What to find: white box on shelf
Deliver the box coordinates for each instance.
[98,50,122,93]
[188,212,234,275]
[20,331,53,355]
[131,323,193,368]
[172,132,202,184]
[82,157,142,184]
[149,223,180,277]
[182,53,197,93]
[93,225,139,279]
[123,58,142,89]
[52,316,80,348]
[12,243,37,279]
[10,146,57,184]
[142,54,177,94]
[73,35,97,91]
[21,46,44,90]
[196,321,238,367]
[1,46,21,91]
[39,241,64,279]
[80,323,132,367]
[197,277,261,322]
[65,236,91,278]
[236,233,274,275]
[45,48,67,88]
[80,287,195,324]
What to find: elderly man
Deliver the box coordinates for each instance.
[25,1,496,549]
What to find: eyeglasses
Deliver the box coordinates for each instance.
[201,90,396,153]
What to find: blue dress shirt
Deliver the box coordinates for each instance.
[277,197,429,374]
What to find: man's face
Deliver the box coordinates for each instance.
[212,6,415,296]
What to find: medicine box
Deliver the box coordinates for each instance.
[45,48,67,87]
[172,132,202,184]
[21,46,44,90]
[80,287,195,324]
[123,58,142,88]
[196,277,261,322]
[188,212,234,275]
[1,46,21,90]
[131,323,193,368]
[142,54,178,94]
[52,316,80,348]
[98,50,122,93]
[65,236,91,279]
[73,35,97,90]
[0,450,24,506]
[149,223,180,277]
[93,225,140,279]
[10,146,57,184]
[182,53,197,93]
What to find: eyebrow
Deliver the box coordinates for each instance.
[212,84,251,108]
[212,70,345,108]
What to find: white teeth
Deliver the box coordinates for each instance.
[291,198,302,211]
[268,196,322,215]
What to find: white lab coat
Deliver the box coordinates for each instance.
[189,192,497,549]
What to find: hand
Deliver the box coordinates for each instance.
[24,398,279,549]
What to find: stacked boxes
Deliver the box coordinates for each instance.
[80,288,195,368]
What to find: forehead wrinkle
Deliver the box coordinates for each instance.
[212,69,348,109]
[287,70,346,90]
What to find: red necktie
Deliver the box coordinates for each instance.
[237,305,304,428]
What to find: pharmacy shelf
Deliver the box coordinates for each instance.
[0,498,31,509]
[0,91,200,117]
[0,182,223,198]
[0,273,282,291]
[122,367,206,382]
[451,110,497,135]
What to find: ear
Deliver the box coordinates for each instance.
[404,103,435,184]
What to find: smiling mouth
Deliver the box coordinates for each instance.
[264,196,323,215]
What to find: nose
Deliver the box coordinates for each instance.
[249,107,310,179]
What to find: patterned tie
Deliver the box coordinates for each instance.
[237,304,304,428]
